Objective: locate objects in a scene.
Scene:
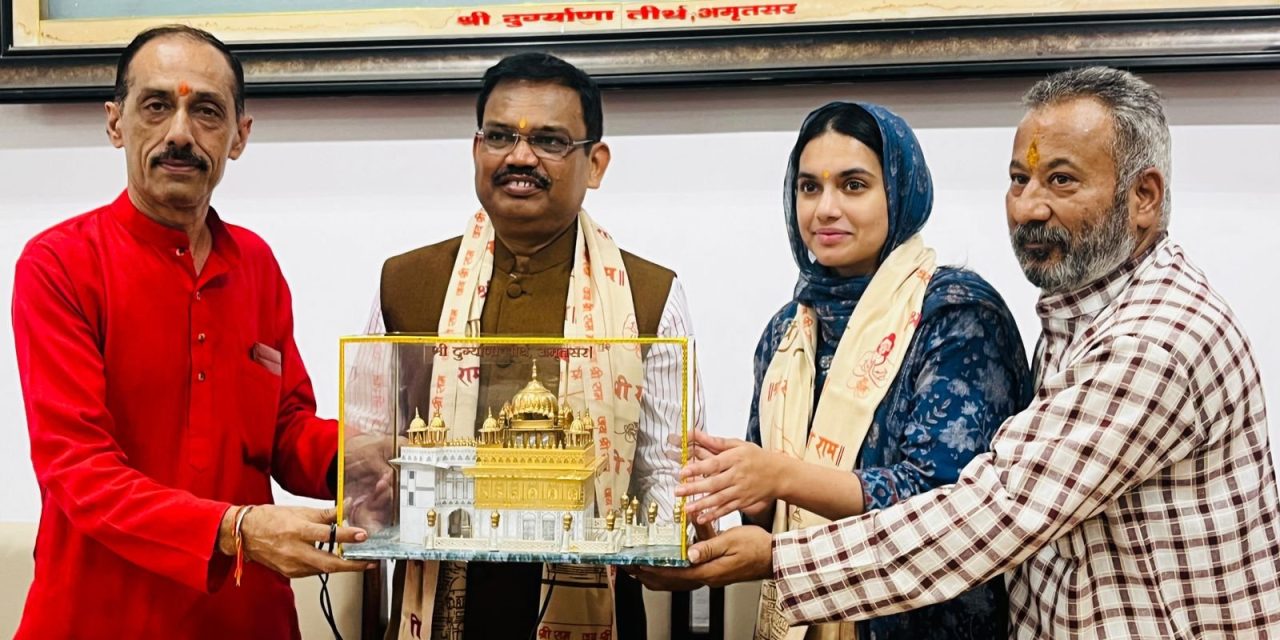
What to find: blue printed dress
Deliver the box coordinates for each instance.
[752,101,1033,638]
[747,268,1032,639]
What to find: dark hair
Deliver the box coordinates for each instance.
[784,101,884,222]
[787,102,883,175]
[784,103,892,268]
[113,25,245,118]
[475,52,603,147]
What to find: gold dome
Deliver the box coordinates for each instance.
[428,409,447,432]
[477,407,504,446]
[480,407,500,432]
[408,408,428,433]
[510,362,558,420]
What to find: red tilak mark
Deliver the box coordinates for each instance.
[177,81,191,97]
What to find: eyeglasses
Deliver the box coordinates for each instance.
[475,128,595,159]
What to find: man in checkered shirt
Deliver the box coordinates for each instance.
[636,67,1280,638]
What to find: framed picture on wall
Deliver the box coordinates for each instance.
[2,1,1276,100]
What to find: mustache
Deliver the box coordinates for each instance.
[150,146,209,172]
[1012,222,1071,251]
[492,166,550,189]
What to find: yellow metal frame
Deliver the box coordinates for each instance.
[337,334,692,559]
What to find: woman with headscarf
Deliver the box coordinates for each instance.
[674,102,1032,638]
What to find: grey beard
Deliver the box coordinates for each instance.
[1012,193,1136,294]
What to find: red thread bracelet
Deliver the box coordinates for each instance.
[233,505,255,587]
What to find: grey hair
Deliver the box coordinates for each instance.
[1022,67,1172,230]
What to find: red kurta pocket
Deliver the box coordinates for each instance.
[237,358,281,472]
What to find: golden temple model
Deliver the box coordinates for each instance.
[390,363,679,555]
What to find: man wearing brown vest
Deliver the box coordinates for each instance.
[370,52,702,640]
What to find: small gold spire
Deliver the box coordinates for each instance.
[630,497,641,525]
[490,511,500,528]
[647,502,659,525]
[562,512,573,531]
[605,510,617,532]
[427,509,437,528]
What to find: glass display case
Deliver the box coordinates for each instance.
[338,335,694,567]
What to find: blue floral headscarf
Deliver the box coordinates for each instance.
[783,102,935,344]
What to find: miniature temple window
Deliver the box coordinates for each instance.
[448,509,470,538]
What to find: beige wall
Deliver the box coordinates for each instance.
[0,67,1277,637]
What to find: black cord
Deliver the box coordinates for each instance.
[319,572,344,640]
[527,582,556,640]
[320,522,345,640]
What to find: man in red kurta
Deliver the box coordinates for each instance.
[10,26,372,639]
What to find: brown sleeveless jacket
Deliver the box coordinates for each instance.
[378,225,675,424]
[379,225,671,639]
[381,231,673,335]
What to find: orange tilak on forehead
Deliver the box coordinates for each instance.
[177,81,191,97]
[1027,134,1040,170]
[517,117,528,131]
